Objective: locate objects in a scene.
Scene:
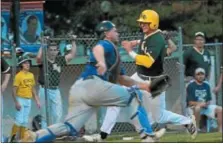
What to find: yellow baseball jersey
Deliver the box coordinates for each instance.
[13,71,35,98]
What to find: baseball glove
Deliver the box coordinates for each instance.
[150,75,171,98]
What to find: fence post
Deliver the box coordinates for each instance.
[11,44,17,84]
[41,36,50,126]
[214,39,222,106]
[178,27,186,115]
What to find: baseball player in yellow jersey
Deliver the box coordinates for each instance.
[10,56,40,141]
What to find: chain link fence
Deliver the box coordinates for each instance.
[182,43,223,106]
[1,31,222,136]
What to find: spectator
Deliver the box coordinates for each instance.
[36,36,76,128]
[10,56,40,141]
[187,68,222,133]
[184,32,211,83]
[1,57,11,142]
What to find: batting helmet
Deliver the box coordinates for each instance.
[18,55,31,66]
[95,21,116,39]
[137,10,159,30]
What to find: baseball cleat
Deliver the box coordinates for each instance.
[141,135,155,142]
[186,115,197,139]
[154,127,166,139]
[140,128,166,143]
[152,122,167,139]
[82,134,102,142]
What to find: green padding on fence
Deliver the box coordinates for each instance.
[4,56,89,66]
[3,52,180,66]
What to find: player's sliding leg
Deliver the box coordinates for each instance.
[150,92,197,139]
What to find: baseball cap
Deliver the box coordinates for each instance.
[195,32,205,38]
[195,67,205,75]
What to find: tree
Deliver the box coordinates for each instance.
[45,0,222,43]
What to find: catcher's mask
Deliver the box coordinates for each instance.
[95,21,116,40]
[32,114,43,131]
[137,10,159,30]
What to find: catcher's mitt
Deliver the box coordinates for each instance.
[150,75,171,98]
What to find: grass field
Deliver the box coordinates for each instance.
[55,131,222,143]
[105,132,222,143]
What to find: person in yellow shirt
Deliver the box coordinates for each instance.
[10,56,40,141]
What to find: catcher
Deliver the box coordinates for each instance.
[20,21,164,143]
[83,9,197,142]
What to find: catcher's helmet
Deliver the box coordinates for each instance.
[137,10,159,30]
[18,55,31,66]
[32,114,43,131]
[95,21,116,39]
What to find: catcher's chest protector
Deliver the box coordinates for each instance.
[105,42,121,84]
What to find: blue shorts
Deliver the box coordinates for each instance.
[187,105,217,119]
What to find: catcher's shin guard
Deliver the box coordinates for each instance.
[131,105,154,136]
[127,85,154,136]
[34,122,77,142]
